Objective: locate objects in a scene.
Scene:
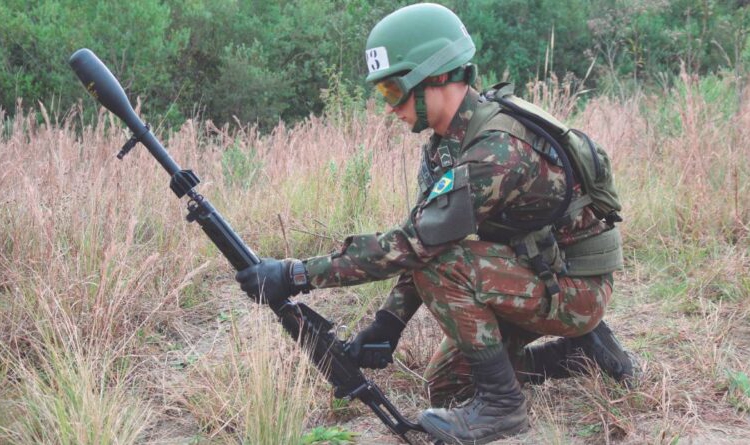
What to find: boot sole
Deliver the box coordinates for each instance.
[420,415,530,445]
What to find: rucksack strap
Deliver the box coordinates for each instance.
[554,194,592,228]
[461,83,513,150]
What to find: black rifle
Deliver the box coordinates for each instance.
[69,48,431,444]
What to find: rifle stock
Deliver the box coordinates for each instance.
[69,48,428,444]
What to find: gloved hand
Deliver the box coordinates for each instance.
[235,258,310,305]
[346,310,407,369]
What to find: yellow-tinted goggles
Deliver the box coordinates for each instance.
[375,77,411,107]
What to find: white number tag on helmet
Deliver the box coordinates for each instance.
[365,47,390,74]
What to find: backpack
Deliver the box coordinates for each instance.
[463,82,622,229]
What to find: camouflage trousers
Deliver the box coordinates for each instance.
[412,239,613,407]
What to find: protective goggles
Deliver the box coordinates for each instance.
[375,65,472,108]
[375,77,412,107]
[374,75,452,107]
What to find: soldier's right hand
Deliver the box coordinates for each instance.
[235,258,310,305]
[346,310,407,369]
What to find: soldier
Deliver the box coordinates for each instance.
[236,3,634,444]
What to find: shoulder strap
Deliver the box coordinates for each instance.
[466,108,541,149]
[463,83,515,151]
[462,100,498,151]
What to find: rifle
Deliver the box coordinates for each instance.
[68,48,433,444]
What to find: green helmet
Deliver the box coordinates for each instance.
[364,3,475,89]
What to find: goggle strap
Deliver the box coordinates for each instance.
[423,66,469,87]
[401,35,475,92]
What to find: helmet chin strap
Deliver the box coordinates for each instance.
[411,85,429,133]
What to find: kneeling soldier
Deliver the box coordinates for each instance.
[236,3,634,444]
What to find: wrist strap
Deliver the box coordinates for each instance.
[289,260,311,294]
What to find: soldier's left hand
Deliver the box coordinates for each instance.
[346,310,406,369]
[235,258,310,305]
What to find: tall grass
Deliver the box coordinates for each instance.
[0,97,421,443]
[560,70,749,442]
[0,103,196,443]
[182,307,321,444]
[0,68,748,443]
[0,343,151,444]
[577,69,749,308]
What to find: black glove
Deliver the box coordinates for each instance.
[235,258,311,305]
[346,310,407,369]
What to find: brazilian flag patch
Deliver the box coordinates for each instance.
[427,169,454,202]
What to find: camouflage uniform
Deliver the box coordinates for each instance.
[304,88,615,405]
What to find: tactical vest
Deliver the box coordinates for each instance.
[418,134,455,198]
[461,83,624,295]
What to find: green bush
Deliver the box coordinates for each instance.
[3,0,750,129]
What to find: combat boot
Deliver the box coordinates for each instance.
[520,336,576,384]
[419,347,529,445]
[522,320,635,385]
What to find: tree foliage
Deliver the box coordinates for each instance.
[1,0,750,129]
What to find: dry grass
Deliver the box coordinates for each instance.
[1,69,749,444]
[179,305,322,444]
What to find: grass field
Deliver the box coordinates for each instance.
[1,71,748,444]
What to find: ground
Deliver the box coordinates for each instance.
[144,267,750,445]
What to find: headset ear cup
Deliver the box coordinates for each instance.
[465,64,478,86]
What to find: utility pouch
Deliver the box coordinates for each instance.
[511,225,566,297]
[563,227,624,276]
[414,164,476,246]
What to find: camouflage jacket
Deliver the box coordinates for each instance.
[303,89,608,322]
